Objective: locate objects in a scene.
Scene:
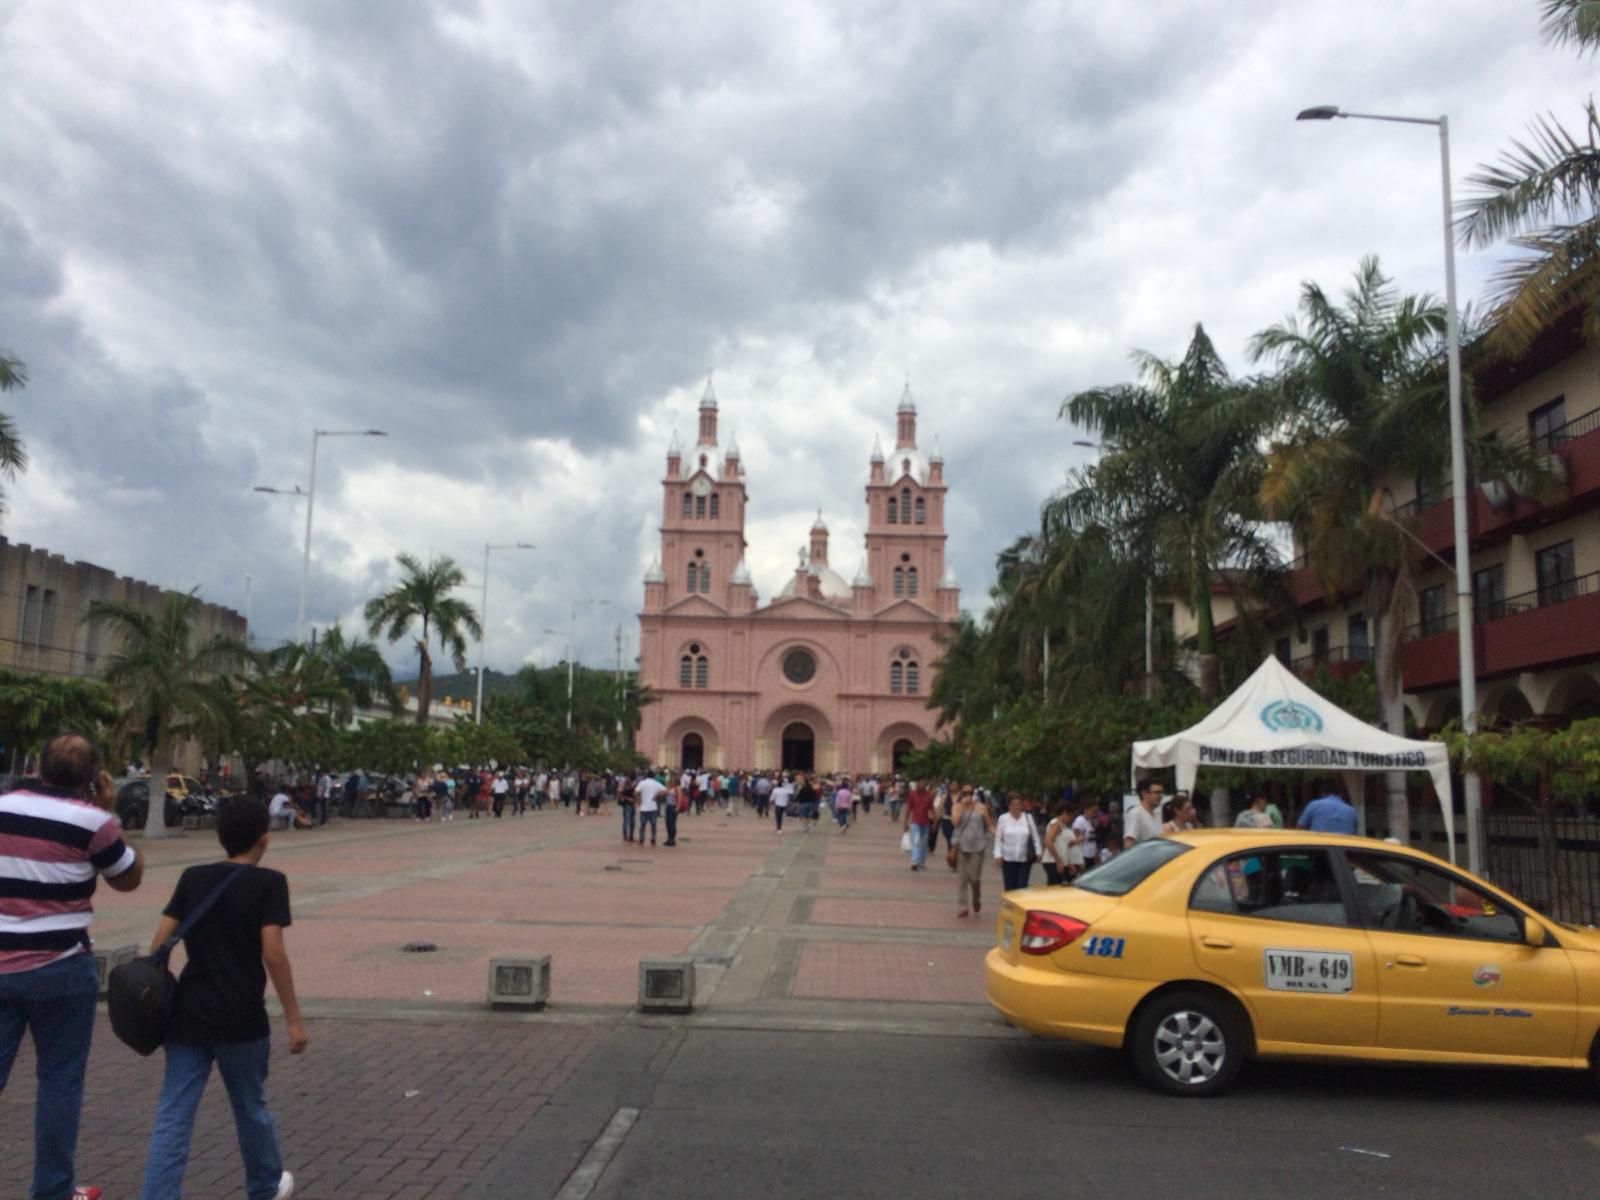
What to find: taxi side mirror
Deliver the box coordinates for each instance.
[1525,919,1550,948]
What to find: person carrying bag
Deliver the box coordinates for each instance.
[107,865,245,1056]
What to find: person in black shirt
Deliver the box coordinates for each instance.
[139,796,306,1200]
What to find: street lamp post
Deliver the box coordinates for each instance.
[1073,439,1156,699]
[475,542,536,725]
[567,598,609,731]
[256,428,387,645]
[1297,105,1481,872]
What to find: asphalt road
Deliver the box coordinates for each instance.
[481,1023,1600,1200]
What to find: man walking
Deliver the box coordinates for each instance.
[320,769,336,826]
[491,771,510,818]
[0,734,144,1200]
[903,779,935,871]
[138,794,306,1200]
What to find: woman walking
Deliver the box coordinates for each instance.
[1043,803,1082,886]
[994,793,1042,892]
[952,787,994,918]
[832,778,853,833]
[794,774,819,833]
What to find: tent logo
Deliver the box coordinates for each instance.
[1260,700,1324,734]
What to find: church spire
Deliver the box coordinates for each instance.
[896,382,917,449]
[698,376,719,446]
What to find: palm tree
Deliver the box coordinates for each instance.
[1251,259,1454,842]
[0,353,29,520]
[1457,2,1600,353]
[1061,324,1280,700]
[364,553,481,725]
[84,591,246,838]
[311,623,398,724]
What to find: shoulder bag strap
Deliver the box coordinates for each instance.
[156,865,247,963]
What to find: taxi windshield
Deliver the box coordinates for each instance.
[1076,838,1190,896]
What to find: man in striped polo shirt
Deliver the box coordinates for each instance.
[0,734,143,1200]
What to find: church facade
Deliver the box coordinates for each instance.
[634,385,959,774]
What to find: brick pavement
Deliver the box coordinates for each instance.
[0,1014,604,1200]
[0,802,1015,1196]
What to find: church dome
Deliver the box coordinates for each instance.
[778,565,852,602]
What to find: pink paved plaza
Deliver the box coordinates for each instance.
[2,803,1006,1198]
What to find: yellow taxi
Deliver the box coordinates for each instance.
[985,829,1600,1095]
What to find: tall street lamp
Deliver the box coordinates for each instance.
[567,597,609,731]
[475,542,536,725]
[255,428,388,645]
[1073,439,1156,699]
[1296,104,1481,872]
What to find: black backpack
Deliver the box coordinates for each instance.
[107,865,246,1056]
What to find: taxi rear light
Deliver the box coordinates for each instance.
[1019,911,1089,955]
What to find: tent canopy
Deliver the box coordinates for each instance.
[1131,656,1453,856]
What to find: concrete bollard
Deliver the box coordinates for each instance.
[638,957,695,1013]
[487,955,551,1009]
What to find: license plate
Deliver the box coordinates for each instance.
[1264,948,1353,993]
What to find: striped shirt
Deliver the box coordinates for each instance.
[0,783,137,973]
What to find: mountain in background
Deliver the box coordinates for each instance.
[397,668,522,704]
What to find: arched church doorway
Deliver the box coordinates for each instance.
[892,738,915,772]
[681,733,704,770]
[781,722,815,772]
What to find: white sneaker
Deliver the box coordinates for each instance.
[274,1171,295,1200]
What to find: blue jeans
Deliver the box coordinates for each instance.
[638,811,657,843]
[908,823,928,866]
[621,806,636,841]
[141,1038,283,1200]
[0,952,99,1200]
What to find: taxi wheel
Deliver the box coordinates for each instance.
[1129,990,1244,1097]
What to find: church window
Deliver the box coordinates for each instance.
[887,496,898,524]
[699,564,712,593]
[685,562,697,591]
[710,493,720,519]
[901,487,911,518]
[695,495,706,519]
[893,568,904,596]
[682,492,693,518]
[914,497,926,525]
[695,656,709,688]
[907,567,919,596]
[890,661,903,694]
[679,655,693,687]
[906,662,920,694]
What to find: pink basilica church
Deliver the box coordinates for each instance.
[635,384,960,774]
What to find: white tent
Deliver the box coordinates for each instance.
[1130,656,1455,860]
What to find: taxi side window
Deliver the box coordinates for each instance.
[1190,850,1352,927]
[1345,853,1522,943]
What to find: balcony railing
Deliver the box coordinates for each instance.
[1530,404,1600,456]
[1290,643,1371,671]
[1403,570,1600,639]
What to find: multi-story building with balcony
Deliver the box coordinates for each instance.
[1201,310,1600,731]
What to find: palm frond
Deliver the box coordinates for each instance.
[1541,0,1600,51]
[1458,102,1600,249]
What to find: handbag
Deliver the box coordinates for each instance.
[107,865,246,1056]
[945,842,958,869]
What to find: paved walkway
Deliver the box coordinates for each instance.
[1,803,1020,1197]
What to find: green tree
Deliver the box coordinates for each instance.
[84,591,246,838]
[1252,259,1454,843]
[1458,2,1600,353]
[0,352,29,520]
[1062,324,1281,699]
[0,669,119,774]
[364,554,481,726]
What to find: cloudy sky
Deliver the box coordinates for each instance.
[0,0,1592,674]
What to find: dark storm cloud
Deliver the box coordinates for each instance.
[1,1,1593,663]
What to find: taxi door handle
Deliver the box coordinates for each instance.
[1389,954,1427,969]
[1200,936,1233,950]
